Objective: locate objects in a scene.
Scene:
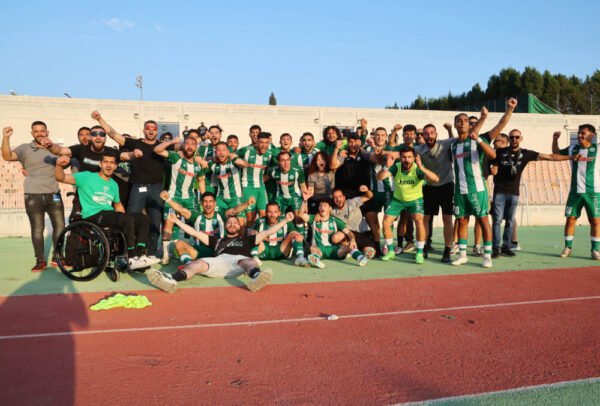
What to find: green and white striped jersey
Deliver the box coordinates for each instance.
[307,215,346,247]
[208,159,243,199]
[451,138,489,195]
[293,148,319,170]
[270,167,305,199]
[188,211,225,244]
[560,143,600,193]
[253,216,294,247]
[239,146,274,188]
[197,143,217,189]
[364,145,395,193]
[166,151,204,200]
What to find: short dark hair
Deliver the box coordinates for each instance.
[495,133,509,142]
[201,191,216,201]
[77,126,90,136]
[266,201,280,210]
[423,124,436,131]
[468,115,478,121]
[101,149,117,161]
[280,132,292,140]
[143,120,157,128]
[215,141,228,148]
[258,132,271,140]
[90,125,104,132]
[278,150,291,160]
[250,124,262,133]
[403,124,417,134]
[399,145,415,156]
[301,132,314,139]
[187,129,200,138]
[31,121,47,129]
[319,197,333,207]
[332,187,345,196]
[208,125,223,133]
[579,124,597,134]
[227,134,239,141]
[375,127,387,133]
[161,132,173,140]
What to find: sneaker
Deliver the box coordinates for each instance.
[31,261,47,272]
[559,247,572,258]
[403,242,415,253]
[423,250,429,259]
[501,246,516,257]
[424,244,435,253]
[252,255,263,266]
[364,246,376,260]
[161,256,170,266]
[308,254,325,269]
[482,257,493,268]
[450,243,459,255]
[147,269,178,293]
[106,267,119,282]
[472,245,483,257]
[358,255,369,267]
[129,255,161,270]
[441,248,451,263]
[381,251,396,261]
[415,253,424,265]
[247,268,273,292]
[511,242,522,251]
[592,250,600,260]
[451,256,468,266]
[294,255,310,267]
[394,246,404,255]
[492,247,501,259]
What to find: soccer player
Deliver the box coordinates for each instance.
[377,147,439,264]
[553,125,600,259]
[226,134,239,153]
[293,132,319,170]
[197,125,224,194]
[250,201,309,267]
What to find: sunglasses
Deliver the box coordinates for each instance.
[509,136,521,140]
[91,131,106,137]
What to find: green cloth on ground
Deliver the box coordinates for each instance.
[90,293,152,311]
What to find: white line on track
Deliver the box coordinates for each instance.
[1,294,600,341]
[399,375,600,405]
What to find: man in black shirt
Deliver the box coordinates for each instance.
[490,128,569,257]
[92,111,165,256]
[148,212,295,293]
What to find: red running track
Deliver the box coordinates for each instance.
[1,267,600,405]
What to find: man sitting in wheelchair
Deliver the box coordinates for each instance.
[55,150,160,270]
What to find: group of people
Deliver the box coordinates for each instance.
[2,98,599,294]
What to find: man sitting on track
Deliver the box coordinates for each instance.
[148,212,297,293]
[249,201,310,267]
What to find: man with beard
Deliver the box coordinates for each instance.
[237,124,263,157]
[149,212,295,293]
[197,125,225,194]
[154,136,206,264]
[293,132,319,171]
[2,122,65,271]
[378,147,439,264]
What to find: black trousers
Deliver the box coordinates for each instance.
[87,211,149,252]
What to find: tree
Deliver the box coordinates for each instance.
[521,66,544,97]
[269,92,277,105]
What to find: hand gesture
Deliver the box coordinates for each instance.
[133,149,143,158]
[339,149,348,159]
[553,131,561,141]
[194,156,208,168]
[480,106,488,118]
[247,196,256,207]
[443,122,452,131]
[56,155,70,167]
[91,111,101,121]
[415,154,423,168]
[365,137,374,148]
[386,153,395,168]
[2,126,13,138]
[293,146,301,154]
[393,124,403,131]
[360,118,368,127]
[172,136,181,145]
[359,185,369,193]
[507,97,518,111]
[469,130,479,141]
[285,211,295,222]
[40,137,53,149]
[160,191,170,201]
[314,213,323,222]
[335,139,343,150]
[302,186,314,201]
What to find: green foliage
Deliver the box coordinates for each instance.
[403,67,600,114]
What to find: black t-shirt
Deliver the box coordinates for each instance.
[124,138,165,184]
[70,144,119,173]
[491,147,539,196]
[208,235,258,257]
[335,151,372,198]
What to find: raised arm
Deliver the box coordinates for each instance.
[329,140,344,169]
[487,98,518,140]
[470,131,496,160]
[45,138,72,156]
[1,127,18,161]
[376,154,396,181]
[154,138,180,157]
[389,124,402,147]
[55,155,76,185]
[552,131,561,154]
[91,111,126,146]
[415,154,440,183]
[226,196,255,217]
[358,185,373,203]
[443,122,454,138]
[168,213,210,246]
[470,106,489,139]
[255,212,295,244]
[160,191,192,220]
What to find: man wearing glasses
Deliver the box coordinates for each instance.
[490,129,569,258]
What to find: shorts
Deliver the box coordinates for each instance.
[163,197,197,220]
[314,244,344,259]
[565,192,600,218]
[371,191,393,213]
[423,182,454,216]
[385,197,424,217]
[276,196,303,213]
[201,254,249,278]
[192,243,215,259]
[243,186,268,212]
[453,191,489,218]
[216,196,245,218]
[259,244,286,260]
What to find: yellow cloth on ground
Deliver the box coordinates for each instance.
[90,293,152,311]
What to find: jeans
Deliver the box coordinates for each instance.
[127,183,163,255]
[24,193,65,262]
[492,193,519,249]
[87,210,149,253]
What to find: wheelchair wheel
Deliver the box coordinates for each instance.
[54,221,111,281]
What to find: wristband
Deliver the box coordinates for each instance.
[476,137,483,144]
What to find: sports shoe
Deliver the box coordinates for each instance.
[247,268,273,292]
[364,246,376,259]
[472,245,483,257]
[129,255,161,270]
[294,255,310,267]
[252,255,263,266]
[482,257,493,268]
[450,243,459,255]
[492,247,501,258]
[501,246,516,257]
[424,244,435,253]
[441,247,451,263]
[511,242,521,251]
[451,256,468,266]
[31,261,47,272]
[394,246,404,255]
[358,255,369,267]
[106,267,119,282]
[592,250,600,260]
[161,256,170,266]
[147,269,178,293]
[381,251,396,261]
[559,247,572,258]
[415,253,424,264]
[308,254,325,269]
[403,242,415,253]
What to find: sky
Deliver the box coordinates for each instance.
[1,0,599,109]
